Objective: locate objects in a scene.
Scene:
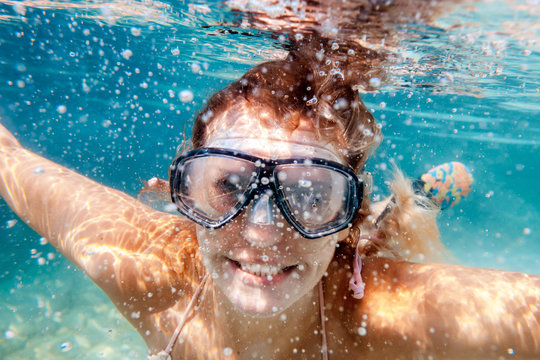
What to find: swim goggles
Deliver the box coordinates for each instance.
[169,148,366,239]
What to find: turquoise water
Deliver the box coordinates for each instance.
[0,0,539,358]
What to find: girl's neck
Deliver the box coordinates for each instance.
[211,282,322,358]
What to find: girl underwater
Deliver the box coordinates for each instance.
[2,35,540,359]
[2,0,540,358]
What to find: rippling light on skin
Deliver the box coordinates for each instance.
[352,259,540,356]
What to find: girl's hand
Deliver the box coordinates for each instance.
[0,122,22,150]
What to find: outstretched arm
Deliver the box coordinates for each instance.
[348,258,540,359]
[0,123,200,314]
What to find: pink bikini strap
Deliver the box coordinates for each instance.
[150,273,210,360]
[318,281,329,360]
[349,235,373,300]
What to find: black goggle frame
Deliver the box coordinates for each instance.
[170,147,365,239]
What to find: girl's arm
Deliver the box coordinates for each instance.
[0,123,200,314]
[347,258,540,358]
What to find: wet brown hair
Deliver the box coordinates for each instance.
[191,35,384,173]
[187,35,388,253]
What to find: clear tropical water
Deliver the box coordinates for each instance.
[0,0,538,358]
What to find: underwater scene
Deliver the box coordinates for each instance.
[0,0,539,358]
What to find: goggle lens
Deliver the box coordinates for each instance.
[175,155,256,225]
[276,165,352,232]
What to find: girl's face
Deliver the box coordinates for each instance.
[196,111,350,317]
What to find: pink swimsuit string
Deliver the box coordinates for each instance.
[167,272,209,353]
[318,234,372,360]
[349,234,374,300]
[150,273,209,360]
[318,281,329,360]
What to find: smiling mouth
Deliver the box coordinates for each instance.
[228,258,297,278]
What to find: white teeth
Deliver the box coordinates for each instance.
[239,262,285,277]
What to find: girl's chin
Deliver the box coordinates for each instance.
[225,292,288,317]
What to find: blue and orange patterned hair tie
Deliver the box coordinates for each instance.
[416,162,473,210]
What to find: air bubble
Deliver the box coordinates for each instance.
[306,96,318,105]
[60,342,72,352]
[121,49,133,60]
[333,98,348,110]
[82,82,90,93]
[369,77,381,88]
[191,63,201,73]
[130,311,140,319]
[6,219,18,229]
[179,90,194,103]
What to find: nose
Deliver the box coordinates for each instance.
[242,190,284,248]
[249,191,274,225]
